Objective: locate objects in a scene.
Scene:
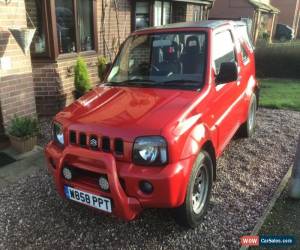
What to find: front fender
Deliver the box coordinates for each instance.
[180,123,215,160]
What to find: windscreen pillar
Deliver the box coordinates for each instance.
[288,135,300,199]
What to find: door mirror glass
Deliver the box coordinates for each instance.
[216,62,238,84]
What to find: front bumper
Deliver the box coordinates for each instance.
[45,142,194,221]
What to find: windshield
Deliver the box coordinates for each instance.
[107,32,207,89]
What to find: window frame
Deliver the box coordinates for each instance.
[134,1,151,30]
[132,0,172,31]
[26,0,52,59]
[213,29,238,74]
[154,1,172,26]
[29,0,98,62]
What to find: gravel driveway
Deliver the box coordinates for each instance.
[1,109,299,249]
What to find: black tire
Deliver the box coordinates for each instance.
[239,93,257,138]
[173,151,213,228]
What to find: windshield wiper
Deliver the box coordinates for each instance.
[158,79,200,85]
[106,79,156,86]
[153,79,200,88]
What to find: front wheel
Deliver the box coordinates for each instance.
[173,151,213,228]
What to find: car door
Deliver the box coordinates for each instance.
[211,29,242,153]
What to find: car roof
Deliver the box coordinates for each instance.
[135,20,231,33]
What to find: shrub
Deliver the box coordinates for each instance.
[255,44,300,79]
[97,56,108,81]
[8,116,39,138]
[74,57,92,95]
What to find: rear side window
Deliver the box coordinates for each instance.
[234,24,254,51]
[213,30,236,74]
[241,45,249,63]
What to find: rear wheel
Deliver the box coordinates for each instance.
[173,151,213,228]
[239,93,257,138]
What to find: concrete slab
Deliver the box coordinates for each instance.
[0,146,45,188]
[2,145,44,160]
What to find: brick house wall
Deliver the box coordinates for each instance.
[30,0,131,116]
[0,0,37,132]
[209,0,254,19]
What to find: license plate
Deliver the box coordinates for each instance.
[64,186,112,213]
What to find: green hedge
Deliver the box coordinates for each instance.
[255,44,300,79]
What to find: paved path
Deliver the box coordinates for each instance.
[0,147,45,188]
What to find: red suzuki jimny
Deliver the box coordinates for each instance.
[45,20,259,228]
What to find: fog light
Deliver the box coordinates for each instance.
[139,180,153,194]
[62,167,72,180]
[99,176,109,191]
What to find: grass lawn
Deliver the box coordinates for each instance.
[258,190,300,249]
[259,79,300,111]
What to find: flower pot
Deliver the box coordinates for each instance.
[8,27,36,54]
[8,135,37,153]
[73,90,83,100]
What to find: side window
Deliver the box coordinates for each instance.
[241,45,249,63]
[213,30,236,74]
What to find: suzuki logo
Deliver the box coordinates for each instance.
[90,138,98,147]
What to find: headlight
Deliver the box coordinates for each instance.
[133,136,168,166]
[52,122,64,145]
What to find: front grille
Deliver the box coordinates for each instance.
[79,133,87,146]
[102,137,110,152]
[69,131,76,144]
[114,139,124,155]
[69,131,124,155]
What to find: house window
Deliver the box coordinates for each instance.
[25,0,48,55]
[193,6,203,21]
[162,2,171,25]
[55,0,76,53]
[77,0,94,51]
[25,0,97,60]
[154,1,171,26]
[55,0,95,54]
[135,2,150,30]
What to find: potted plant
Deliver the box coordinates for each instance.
[73,57,92,99]
[8,116,39,153]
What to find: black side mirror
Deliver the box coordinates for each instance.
[216,62,238,84]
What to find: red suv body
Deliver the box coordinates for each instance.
[45,21,259,227]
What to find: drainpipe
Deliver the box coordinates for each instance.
[288,136,300,199]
